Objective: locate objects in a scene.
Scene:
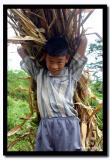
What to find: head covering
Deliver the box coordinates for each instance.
[44,36,68,56]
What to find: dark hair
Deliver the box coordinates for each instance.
[44,36,68,56]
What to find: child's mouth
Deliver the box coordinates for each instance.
[50,70,61,75]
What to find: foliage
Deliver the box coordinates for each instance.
[89,81,103,130]
[86,39,103,131]
[8,70,29,101]
[86,39,102,81]
[8,96,30,130]
[7,70,38,151]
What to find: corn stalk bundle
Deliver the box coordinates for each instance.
[8,8,103,151]
[74,73,103,151]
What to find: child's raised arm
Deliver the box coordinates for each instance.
[75,35,88,59]
[17,46,28,59]
[69,35,88,81]
[17,46,41,81]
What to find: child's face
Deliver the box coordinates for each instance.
[45,54,69,76]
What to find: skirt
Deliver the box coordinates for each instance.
[35,116,82,151]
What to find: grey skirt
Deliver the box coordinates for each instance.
[35,116,82,151]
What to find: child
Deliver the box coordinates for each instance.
[17,35,87,151]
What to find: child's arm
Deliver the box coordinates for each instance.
[74,36,87,59]
[17,46,28,59]
[69,36,88,81]
[17,46,40,80]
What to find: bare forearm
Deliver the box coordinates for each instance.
[76,36,88,58]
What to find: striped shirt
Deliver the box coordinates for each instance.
[20,53,87,118]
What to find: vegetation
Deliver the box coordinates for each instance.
[8,70,38,151]
[89,81,103,130]
[86,39,102,81]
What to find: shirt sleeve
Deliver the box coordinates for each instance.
[20,56,40,80]
[69,52,88,81]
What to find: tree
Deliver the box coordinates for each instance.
[86,39,103,81]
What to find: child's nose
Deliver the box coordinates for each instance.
[51,64,58,70]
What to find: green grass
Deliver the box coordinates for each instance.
[8,70,29,101]
[7,70,38,151]
[89,81,103,130]
[8,96,30,130]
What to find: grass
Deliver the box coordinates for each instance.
[8,96,30,130]
[7,70,38,151]
[89,81,103,130]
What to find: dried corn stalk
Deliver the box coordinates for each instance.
[8,8,103,151]
[74,73,103,151]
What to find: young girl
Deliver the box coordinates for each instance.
[17,35,87,151]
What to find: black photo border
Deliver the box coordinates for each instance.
[3,4,108,157]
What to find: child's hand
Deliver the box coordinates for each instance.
[17,46,27,59]
[39,53,46,62]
